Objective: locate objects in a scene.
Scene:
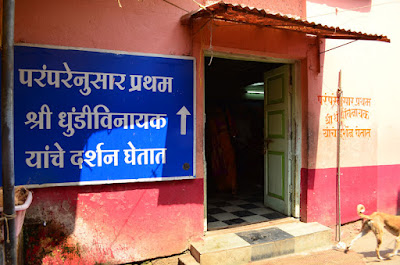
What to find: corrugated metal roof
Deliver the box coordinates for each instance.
[183,1,390,42]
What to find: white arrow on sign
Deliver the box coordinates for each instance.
[177,106,191,135]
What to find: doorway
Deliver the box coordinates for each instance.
[204,56,296,230]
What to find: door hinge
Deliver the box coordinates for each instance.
[289,69,293,94]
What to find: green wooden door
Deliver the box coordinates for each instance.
[264,65,291,216]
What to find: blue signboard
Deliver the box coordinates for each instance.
[13,45,195,187]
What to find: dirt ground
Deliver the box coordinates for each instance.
[128,220,400,265]
[338,220,400,264]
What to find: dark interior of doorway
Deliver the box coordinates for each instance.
[205,56,285,230]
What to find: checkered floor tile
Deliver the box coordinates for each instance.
[207,193,286,230]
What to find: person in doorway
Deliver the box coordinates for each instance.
[230,104,251,190]
[208,106,238,194]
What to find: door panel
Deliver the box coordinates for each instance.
[267,151,284,200]
[264,65,291,216]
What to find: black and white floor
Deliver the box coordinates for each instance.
[207,192,286,230]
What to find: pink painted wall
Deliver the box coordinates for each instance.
[301,166,378,225]
[302,0,400,226]
[15,0,197,56]
[377,165,400,215]
[25,180,203,264]
[301,164,400,226]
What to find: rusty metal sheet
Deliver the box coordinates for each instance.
[184,1,390,42]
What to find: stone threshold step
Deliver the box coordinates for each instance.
[182,221,332,265]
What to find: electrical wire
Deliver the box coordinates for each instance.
[162,0,206,12]
[320,40,358,54]
[162,0,189,12]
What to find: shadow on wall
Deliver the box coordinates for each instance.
[307,0,372,13]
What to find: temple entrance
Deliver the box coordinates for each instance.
[204,56,296,230]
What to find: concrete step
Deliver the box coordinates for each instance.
[178,253,200,265]
[187,221,332,265]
